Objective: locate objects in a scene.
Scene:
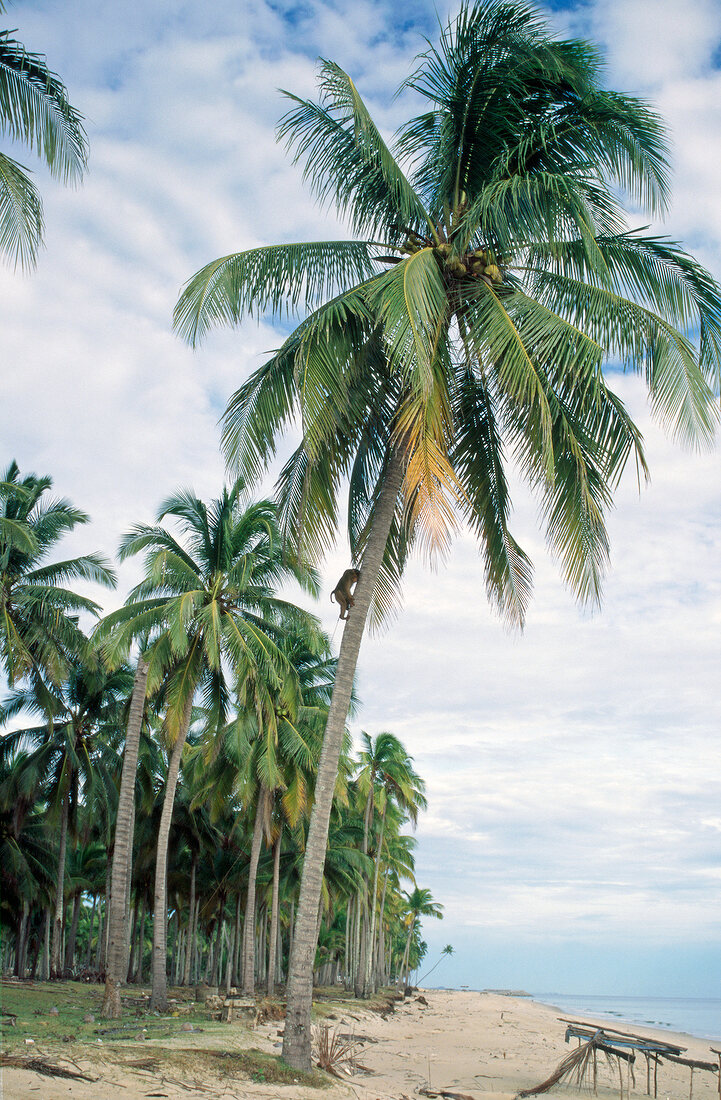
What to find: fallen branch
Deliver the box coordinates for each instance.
[0,1053,98,1081]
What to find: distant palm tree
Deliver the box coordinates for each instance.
[399,887,443,991]
[0,461,115,688]
[0,8,88,268]
[354,731,426,996]
[418,943,454,985]
[175,0,721,1068]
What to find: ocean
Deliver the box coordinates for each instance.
[532,993,721,1044]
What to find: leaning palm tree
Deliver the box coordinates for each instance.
[0,6,88,268]
[175,0,721,1066]
[98,482,319,1013]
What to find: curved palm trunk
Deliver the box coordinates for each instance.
[241,789,266,996]
[282,452,404,1069]
[266,828,282,995]
[51,790,69,978]
[101,657,149,1017]
[149,696,193,1012]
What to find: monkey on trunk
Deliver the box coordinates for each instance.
[331,568,360,620]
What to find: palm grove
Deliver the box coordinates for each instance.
[3,0,721,1075]
[0,464,437,1010]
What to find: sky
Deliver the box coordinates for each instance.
[1,0,720,997]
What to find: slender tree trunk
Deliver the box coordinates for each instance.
[94,896,104,970]
[366,802,386,993]
[64,892,81,973]
[355,790,373,997]
[282,452,404,1068]
[267,831,282,995]
[101,657,149,1016]
[211,915,224,987]
[40,907,51,981]
[149,695,192,1012]
[134,895,147,983]
[51,791,70,978]
[192,897,201,985]
[127,903,139,981]
[15,900,29,977]
[182,858,196,986]
[232,893,242,986]
[241,789,266,996]
[376,870,389,986]
[85,894,97,970]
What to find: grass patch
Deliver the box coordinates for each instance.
[164,1047,330,1087]
[1,980,207,1052]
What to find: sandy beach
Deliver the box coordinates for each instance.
[4,989,720,1100]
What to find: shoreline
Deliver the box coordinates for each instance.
[424,986,721,1045]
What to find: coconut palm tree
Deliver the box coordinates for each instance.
[0,461,115,689]
[175,1,721,1065]
[398,887,443,991]
[99,482,319,1012]
[0,8,88,269]
[0,652,132,976]
[353,731,426,995]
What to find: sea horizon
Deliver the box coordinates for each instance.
[424,988,721,1043]
[531,992,721,1044]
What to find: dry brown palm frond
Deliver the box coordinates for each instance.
[517,1034,631,1097]
[312,1023,369,1077]
[0,1053,97,1081]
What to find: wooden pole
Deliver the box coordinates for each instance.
[654,1054,658,1099]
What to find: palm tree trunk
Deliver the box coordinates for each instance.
[149,695,192,1012]
[51,790,69,978]
[126,903,138,980]
[267,830,282,995]
[15,900,29,977]
[282,451,404,1068]
[241,788,266,996]
[85,894,97,969]
[366,802,386,993]
[376,870,389,986]
[64,892,81,972]
[101,657,149,1016]
[94,895,104,970]
[355,789,373,997]
[41,907,51,980]
[182,857,196,986]
[133,895,147,982]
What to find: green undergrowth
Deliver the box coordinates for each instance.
[0,980,355,1089]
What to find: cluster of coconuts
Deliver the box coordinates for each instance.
[433,241,502,284]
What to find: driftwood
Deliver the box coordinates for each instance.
[0,1052,98,1081]
[559,1018,685,1056]
[418,1088,477,1099]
